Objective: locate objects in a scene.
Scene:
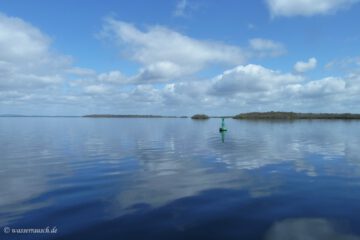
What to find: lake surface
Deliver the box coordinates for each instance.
[1,118,360,240]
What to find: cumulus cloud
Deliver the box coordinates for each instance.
[73,66,360,114]
[266,0,359,17]
[99,17,247,83]
[162,81,212,107]
[210,64,303,96]
[294,57,317,73]
[131,84,161,103]
[98,19,289,85]
[305,77,347,96]
[286,77,347,98]
[249,38,286,57]
[202,63,360,113]
[3,13,360,115]
[0,12,112,115]
[0,13,50,64]
[130,61,183,83]
[0,13,70,91]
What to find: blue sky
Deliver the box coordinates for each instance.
[1,0,360,115]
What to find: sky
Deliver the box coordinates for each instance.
[1,0,360,115]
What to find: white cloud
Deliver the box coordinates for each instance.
[304,77,346,96]
[0,13,50,64]
[98,19,288,84]
[294,57,317,73]
[202,64,360,113]
[161,81,211,107]
[98,70,127,84]
[287,77,347,98]
[249,38,286,57]
[266,0,359,17]
[131,61,183,83]
[131,84,161,103]
[84,84,109,95]
[0,13,70,91]
[22,61,356,114]
[0,12,121,114]
[2,13,360,115]
[99,17,247,82]
[210,64,303,95]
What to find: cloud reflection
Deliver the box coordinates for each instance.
[265,218,360,240]
[106,120,360,215]
[2,118,360,229]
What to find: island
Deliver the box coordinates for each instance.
[191,114,210,120]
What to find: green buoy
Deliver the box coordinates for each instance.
[219,118,227,132]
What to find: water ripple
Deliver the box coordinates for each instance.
[2,118,360,239]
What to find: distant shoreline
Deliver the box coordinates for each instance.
[2,112,360,120]
[83,112,360,120]
[82,114,185,118]
[233,112,360,120]
[0,115,80,118]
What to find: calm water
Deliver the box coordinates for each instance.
[1,118,360,240]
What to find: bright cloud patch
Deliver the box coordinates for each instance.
[286,77,347,98]
[294,58,317,73]
[266,0,359,17]
[0,13,70,91]
[131,61,183,83]
[0,13,50,64]
[203,64,358,113]
[99,17,247,82]
[210,64,303,95]
[302,77,347,97]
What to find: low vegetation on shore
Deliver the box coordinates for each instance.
[233,112,360,120]
[81,112,360,120]
[191,114,210,120]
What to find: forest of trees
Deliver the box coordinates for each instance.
[233,112,360,120]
